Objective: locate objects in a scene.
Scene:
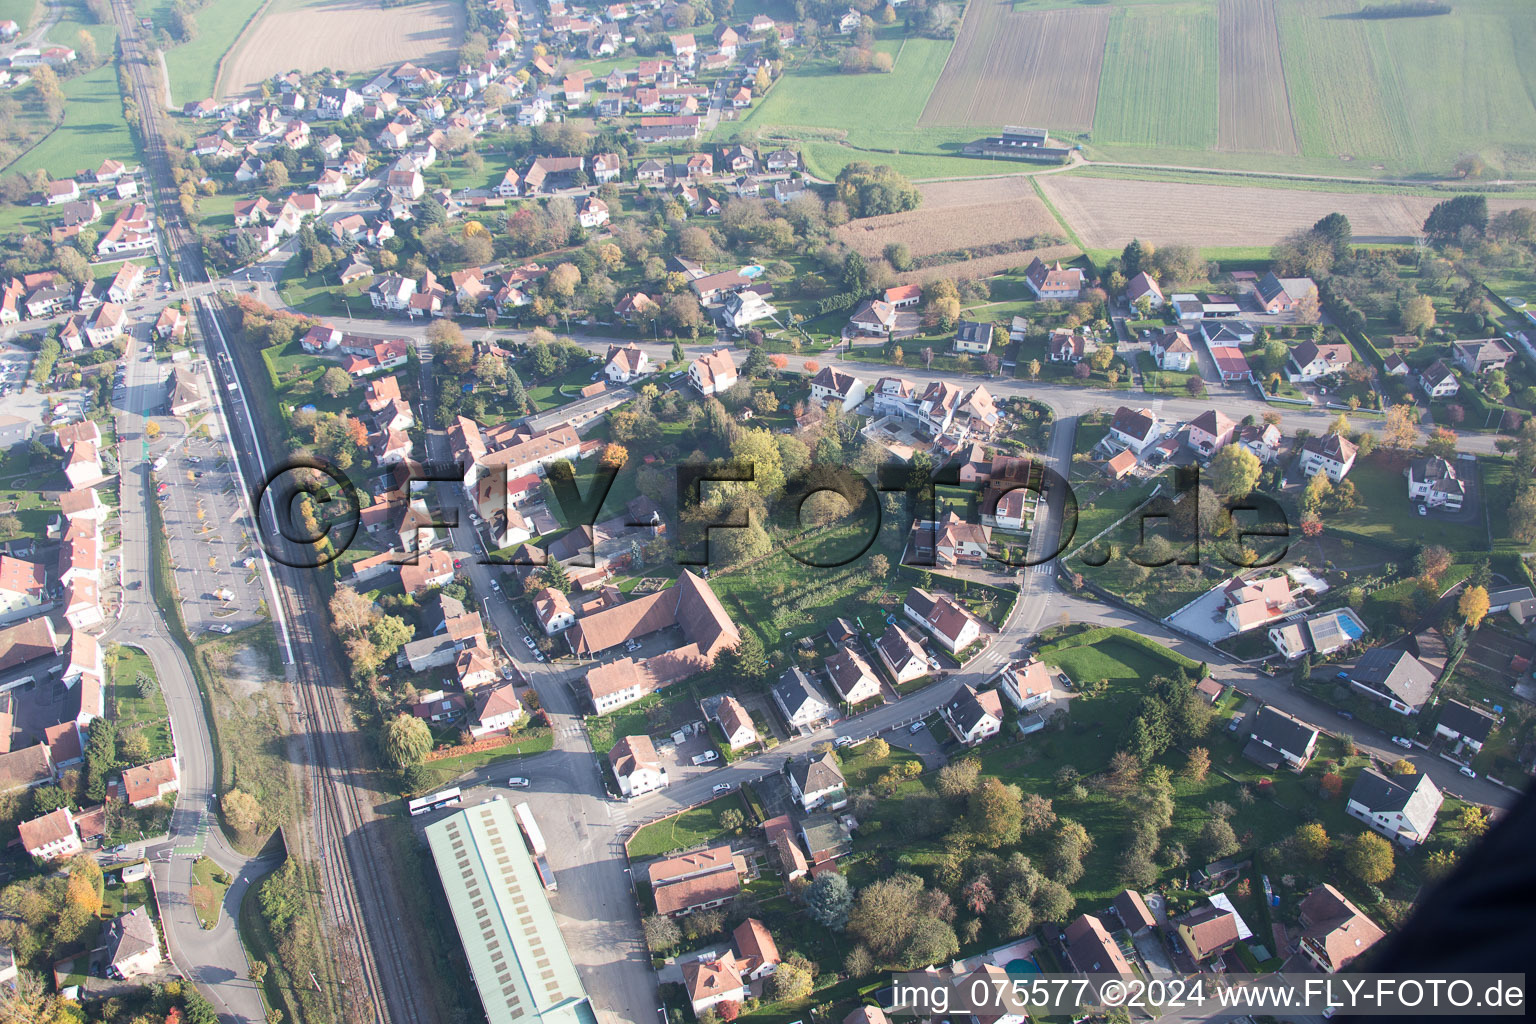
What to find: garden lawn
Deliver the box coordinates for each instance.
[626,793,749,859]
[108,645,174,761]
[10,63,138,178]
[416,727,554,791]
[1328,454,1485,552]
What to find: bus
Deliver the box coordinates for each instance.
[407,787,462,817]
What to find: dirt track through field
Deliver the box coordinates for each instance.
[836,177,1062,259]
[1038,175,1536,249]
[1216,0,1299,154]
[919,1,1109,130]
[219,0,465,97]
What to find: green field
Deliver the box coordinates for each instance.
[720,28,997,180]
[1275,0,1536,176]
[1093,2,1217,149]
[150,0,267,103]
[626,793,749,860]
[0,0,38,32]
[9,62,138,177]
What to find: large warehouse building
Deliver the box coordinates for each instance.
[425,799,596,1024]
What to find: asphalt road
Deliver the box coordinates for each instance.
[108,319,272,1024]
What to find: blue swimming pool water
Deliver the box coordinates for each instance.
[1004,957,1040,976]
[1340,616,1365,639]
[740,264,765,278]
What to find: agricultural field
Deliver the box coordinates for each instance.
[919,3,1109,130]
[723,29,1007,180]
[834,177,1060,260]
[0,0,37,31]
[1093,2,1217,150]
[217,0,466,98]
[1275,0,1536,175]
[148,0,266,104]
[1215,0,1297,154]
[1036,172,1536,250]
[10,63,138,177]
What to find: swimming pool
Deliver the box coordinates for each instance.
[1339,615,1365,640]
[740,264,765,278]
[1004,956,1041,976]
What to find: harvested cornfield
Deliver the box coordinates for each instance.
[1216,0,1299,154]
[219,0,466,97]
[919,2,1110,130]
[835,177,1062,260]
[1037,174,1536,250]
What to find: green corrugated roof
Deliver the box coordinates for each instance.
[426,799,592,1024]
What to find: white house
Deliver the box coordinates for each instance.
[903,587,981,654]
[532,587,575,634]
[999,659,1052,713]
[1346,769,1442,847]
[1108,406,1160,455]
[604,342,651,382]
[1299,433,1358,482]
[875,624,928,684]
[786,750,846,811]
[688,348,738,395]
[1150,328,1193,371]
[772,667,833,730]
[17,807,81,862]
[1245,706,1318,771]
[943,684,1003,746]
[824,646,880,705]
[713,695,759,749]
[1418,359,1459,399]
[808,366,866,413]
[609,734,669,797]
[1406,456,1464,510]
[1433,699,1496,753]
[1286,341,1353,383]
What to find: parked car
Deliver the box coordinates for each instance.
[507,777,530,788]
[909,721,926,735]
[1336,710,1353,720]
[1459,765,1478,778]
[523,635,536,648]
[692,750,719,765]
[833,735,854,749]
[711,782,733,795]
[1390,736,1413,749]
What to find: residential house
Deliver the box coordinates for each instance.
[1186,409,1236,457]
[1254,271,1294,313]
[1299,433,1359,482]
[1224,575,1294,633]
[999,659,1052,713]
[1175,905,1241,963]
[1346,768,1443,847]
[732,918,780,981]
[1418,359,1459,399]
[532,587,576,634]
[1286,340,1353,383]
[1345,647,1436,715]
[1434,699,1497,753]
[470,684,523,736]
[910,511,990,568]
[122,756,179,807]
[1023,257,1083,300]
[824,646,880,705]
[578,196,610,229]
[713,695,758,749]
[399,550,454,595]
[1114,890,1157,936]
[683,955,746,1015]
[1406,456,1465,510]
[808,366,866,412]
[903,587,981,653]
[609,734,668,797]
[18,807,81,862]
[943,684,1003,746]
[107,263,144,304]
[0,557,45,623]
[1048,327,1098,364]
[773,667,833,731]
[884,283,920,309]
[1108,406,1160,454]
[613,292,658,324]
[786,750,846,811]
[688,348,738,395]
[1237,420,1284,463]
[875,624,929,684]
[1063,914,1132,975]
[104,907,161,979]
[953,319,994,354]
[1126,271,1163,308]
[1150,327,1193,371]
[1297,884,1386,974]
[847,298,896,336]
[1244,705,1319,771]
[719,289,776,331]
[1452,338,1515,374]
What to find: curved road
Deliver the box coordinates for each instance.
[109,337,272,1023]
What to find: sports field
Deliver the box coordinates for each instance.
[218,0,465,97]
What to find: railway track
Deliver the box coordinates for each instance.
[107,6,436,1024]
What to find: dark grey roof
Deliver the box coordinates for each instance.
[1348,768,1442,837]
[1437,699,1496,743]
[955,320,994,347]
[773,666,829,718]
[1249,705,1317,756]
[106,907,158,966]
[1350,648,1436,710]
[787,750,844,795]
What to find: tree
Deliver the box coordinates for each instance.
[223,789,262,832]
[643,914,681,951]
[936,758,981,798]
[1423,194,1488,239]
[1344,831,1395,884]
[1020,793,1057,835]
[718,630,768,687]
[1390,758,1417,776]
[31,785,68,815]
[262,161,289,190]
[1293,822,1330,861]
[804,873,852,929]
[1382,404,1419,449]
[537,560,571,594]
[966,778,1025,848]
[1424,848,1458,881]
[1313,211,1353,256]
[318,367,352,397]
[1400,294,1436,334]
[1121,239,1149,277]
[767,962,813,1001]
[720,807,745,831]
[1209,445,1261,500]
[1184,746,1210,782]
[1459,584,1490,629]
[330,587,378,635]
[1198,817,1239,860]
[382,714,432,768]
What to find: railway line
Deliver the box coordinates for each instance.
[107,5,439,1024]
